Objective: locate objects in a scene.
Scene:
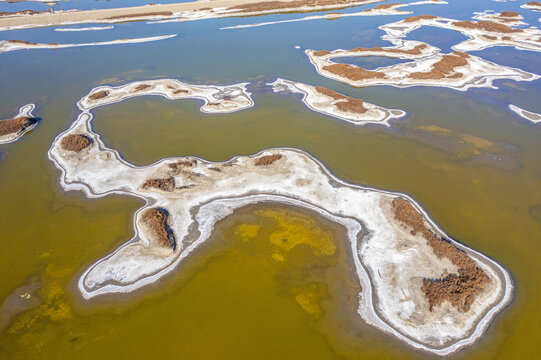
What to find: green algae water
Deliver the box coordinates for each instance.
[1,0,540,358]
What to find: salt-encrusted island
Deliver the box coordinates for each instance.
[47,79,513,356]
[0,104,38,144]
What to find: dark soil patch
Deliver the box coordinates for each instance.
[135,84,151,91]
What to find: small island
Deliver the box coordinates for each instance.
[0,104,38,144]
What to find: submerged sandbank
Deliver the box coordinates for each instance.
[0,34,177,55]
[509,104,541,123]
[46,79,513,356]
[0,104,38,144]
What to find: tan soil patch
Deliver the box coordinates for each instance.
[141,208,176,249]
[60,134,93,152]
[0,116,36,136]
[499,11,519,18]
[392,198,489,312]
[255,154,282,165]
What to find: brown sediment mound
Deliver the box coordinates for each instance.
[229,0,364,13]
[140,208,176,250]
[453,20,521,33]
[142,177,175,191]
[526,1,541,6]
[60,134,93,152]
[323,63,385,81]
[350,43,428,56]
[0,116,36,136]
[391,198,489,312]
[135,84,151,91]
[409,51,469,80]
[499,11,519,18]
[315,86,367,113]
[107,11,173,20]
[403,14,436,23]
[168,159,197,174]
[7,39,37,45]
[255,154,282,165]
[88,90,108,101]
[482,34,497,40]
[173,89,189,94]
[313,50,331,57]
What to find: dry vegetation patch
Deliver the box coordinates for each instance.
[255,154,282,165]
[453,20,521,33]
[403,14,436,22]
[107,11,173,20]
[323,63,386,81]
[315,86,367,113]
[88,90,109,101]
[142,177,175,192]
[141,208,176,249]
[392,198,489,312]
[0,116,36,136]
[135,84,151,91]
[229,0,363,13]
[60,134,93,152]
[409,51,469,80]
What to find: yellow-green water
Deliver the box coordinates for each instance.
[0,90,539,359]
[1,0,540,358]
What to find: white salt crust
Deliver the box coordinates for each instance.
[46,78,513,356]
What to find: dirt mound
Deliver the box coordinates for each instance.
[371,3,400,10]
[0,116,36,136]
[392,198,489,312]
[315,86,367,113]
[135,84,151,91]
[453,20,521,33]
[409,52,469,80]
[255,154,282,165]
[60,134,93,152]
[141,208,176,250]
[173,89,189,94]
[88,90,109,100]
[323,63,385,81]
[142,177,175,191]
[107,11,173,20]
[403,14,436,23]
[526,1,541,6]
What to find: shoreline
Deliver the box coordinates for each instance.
[46,78,513,356]
[0,0,382,31]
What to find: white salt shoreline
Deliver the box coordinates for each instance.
[0,34,177,55]
[46,78,513,356]
[509,104,541,123]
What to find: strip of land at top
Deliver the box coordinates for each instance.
[0,0,382,30]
